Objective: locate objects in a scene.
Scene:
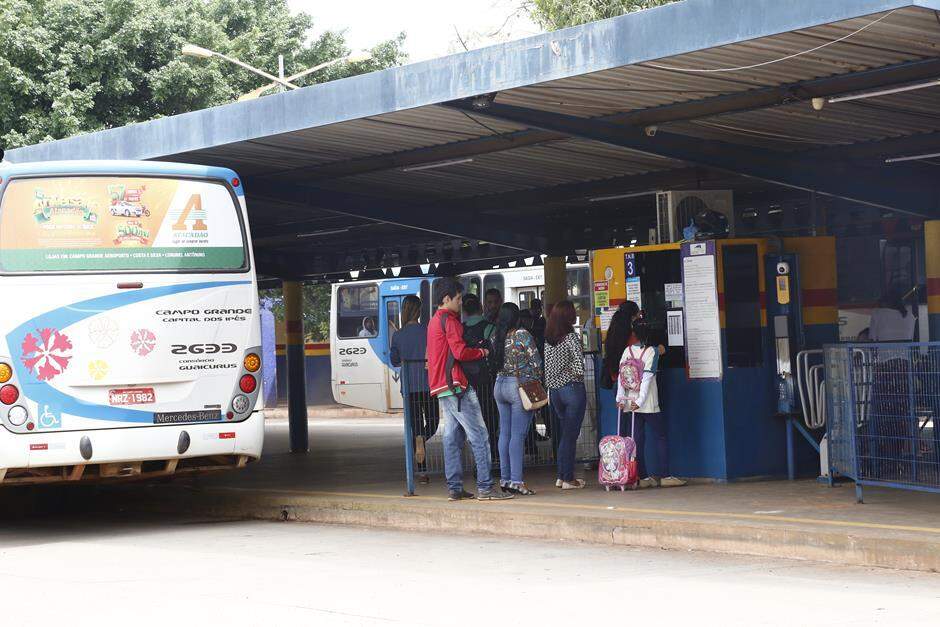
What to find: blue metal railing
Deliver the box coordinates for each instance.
[826,342,940,502]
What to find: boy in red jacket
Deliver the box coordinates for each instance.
[427,278,512,501]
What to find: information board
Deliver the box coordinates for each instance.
[681,240,722,380]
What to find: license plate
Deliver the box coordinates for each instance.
[109,387,156,406]
[153,410,220,425]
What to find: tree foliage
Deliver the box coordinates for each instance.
[525,0,679,30]
[260,285,331,342]
[0,0,406,148]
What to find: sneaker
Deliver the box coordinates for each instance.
[660,476,687,488]
[448,489,475,501]
[414,436,426,465]
[561,479,585,490]
[478,488,514,500]
[638,476,660,489]
[511,482,536,495]
[555,479,563,488]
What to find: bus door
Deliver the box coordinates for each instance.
[381,295,404,410]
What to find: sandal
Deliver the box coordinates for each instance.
[511,482,536,496]
[561,479,585,490]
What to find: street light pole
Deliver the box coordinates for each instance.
[182,44,373,101]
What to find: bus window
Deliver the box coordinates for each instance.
[518,290,536,310]
[483,274,504,302]
[461,276,481,297]
[337,284,379,339]
[420,280,431,324]
[386,299,400,347]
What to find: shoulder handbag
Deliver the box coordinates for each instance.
[518,379,549,411]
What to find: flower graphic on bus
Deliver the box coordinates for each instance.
[130,328,156,356]
[21,328,72,381]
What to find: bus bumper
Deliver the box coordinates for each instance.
[0,411,265,485]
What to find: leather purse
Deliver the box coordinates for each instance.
[518,379,549,411]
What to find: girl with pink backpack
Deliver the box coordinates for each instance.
[615,323,686,489]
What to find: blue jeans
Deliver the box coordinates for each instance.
[494,375,534,485]
[549,382,587,482]
[439,388,493,492]
[619,411,668,478]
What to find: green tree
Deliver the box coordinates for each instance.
[260,285,331,342]
[526,0,678,30]
[0,0,406,148]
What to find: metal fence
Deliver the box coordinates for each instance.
[826,342,940,502]
[400,358,600,494]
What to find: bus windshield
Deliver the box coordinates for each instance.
[0,175,247,272]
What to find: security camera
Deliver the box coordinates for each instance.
[776,261,790,275]
[644,125,658,137]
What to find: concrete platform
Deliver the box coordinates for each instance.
[65,413,940,573]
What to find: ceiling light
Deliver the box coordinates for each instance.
[588,191,657,202]
[811,97,825,111]
[828,78,940,104]
[420,263,431,274]
[539,254,547,262]
[508,260,517,267]
[524,257,534,266]
[381,267,389,276]
[630,239,638,244]
[391,266,402,277]
[401,158,474,172]
[297,227,349,238]
[349,270,360,279]
[885,151,940,164]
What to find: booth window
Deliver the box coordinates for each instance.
[722,245,763,367]
[336,284,379,339]
[633,249,685,368]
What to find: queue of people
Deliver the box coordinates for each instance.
[388,277,686,501]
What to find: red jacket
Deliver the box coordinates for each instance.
[426,308,486,397]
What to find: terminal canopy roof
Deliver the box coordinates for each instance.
[8,0,940,282]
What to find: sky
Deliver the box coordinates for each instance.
[288,0,543,63]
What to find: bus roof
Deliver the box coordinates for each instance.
[0,160,242,195]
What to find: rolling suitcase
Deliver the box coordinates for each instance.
[598,411,638,491]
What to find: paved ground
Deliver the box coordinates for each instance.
[0,518,938,626]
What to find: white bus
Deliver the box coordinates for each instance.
[0,160,264,485]
[330,264,590,412]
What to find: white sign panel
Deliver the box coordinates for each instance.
[664,282,683,308]
[667,310,684,347]
[625,277,643,311]
[682,242,722,379]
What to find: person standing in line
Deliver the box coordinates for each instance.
[491,302,542,495]
[461,293,498,460]
[484,287,503,324]
[529,298,547,355]
[602,301,639,388]
[390,295,438,485]
[616,322,686,489]
[427,278,513,501]
[544,300,587,490]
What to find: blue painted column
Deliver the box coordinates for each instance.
[284,280,309,453]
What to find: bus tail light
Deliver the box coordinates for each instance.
[0,384,19,405]
[239,375,257,394]
[0,362,11,383]
[7,405,27,426]
[243,353,260,372]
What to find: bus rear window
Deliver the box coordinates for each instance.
[0,176,247,272]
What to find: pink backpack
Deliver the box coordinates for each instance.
[619,346,649,395]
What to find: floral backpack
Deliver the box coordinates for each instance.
[619,346,650,395]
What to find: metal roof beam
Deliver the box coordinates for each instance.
[801,130,940,162]
[264,56,940,183]
[244,179,550,253]
[446,101,940,217]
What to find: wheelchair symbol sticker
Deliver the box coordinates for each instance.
[37,404,61,430]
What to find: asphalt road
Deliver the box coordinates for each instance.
[0,514,938,626]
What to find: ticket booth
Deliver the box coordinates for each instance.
[591,237,838,480]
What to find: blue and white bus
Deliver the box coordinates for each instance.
[330,265,591,412]
[0,161,264,484]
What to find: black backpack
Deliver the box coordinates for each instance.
[461,319,492,386]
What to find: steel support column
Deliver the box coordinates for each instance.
[543,256,568,309]
[925,221,940,340]
[283,280,309,453]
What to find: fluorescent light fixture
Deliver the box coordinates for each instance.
[630,239,638,244]
[828,78,940,104]
[381,267,389,276]
[492,265,500,270]
[401,158,473,172]
[391,266,402,277]
[524,257,534,266]
[539,254,547,262]
[588,190,657,202]
[508,260,517,267]
[420,263,431,274]
[885,151,940,164]
[349,270,360,279]
[297,227,349,238]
